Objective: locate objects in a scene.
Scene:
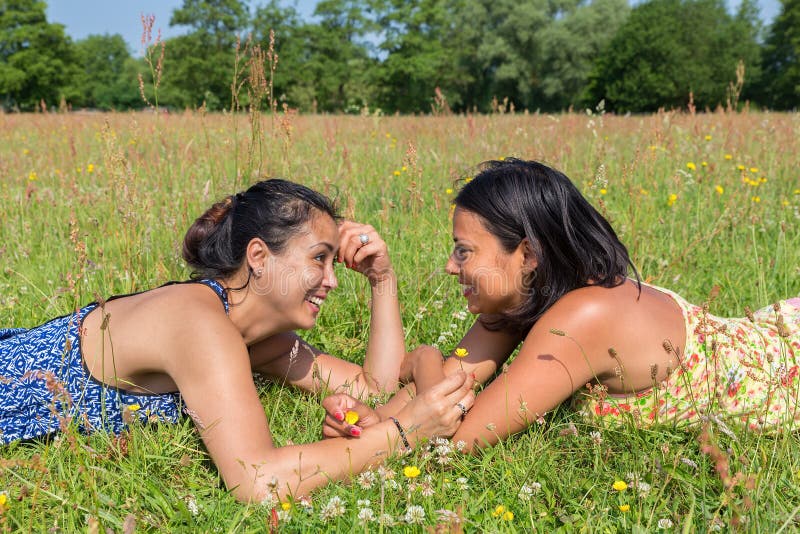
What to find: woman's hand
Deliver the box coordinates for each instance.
[395,371,475,443]
[321,394,383,438]
[337,221,394,285]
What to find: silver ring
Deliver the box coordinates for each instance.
[456,402,467,419]
[358,233,370,245]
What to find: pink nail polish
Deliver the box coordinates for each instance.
[350,426,362,437]
[334,410,344,421]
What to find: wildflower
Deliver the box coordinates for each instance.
[128,403,141,412]
[759,176,767,183]
[357,507,375,522]
[686,162,696,171]
[344,411,359,425]
[403,465,421,478]
[795,189,800,195]
[456,477,469,490]
[715,185,724,195]
[749,167,759,173]
[87,164,95,173]
[519,482,541,501]
[385,133,391,138]
[737,164,745,171]
[612,480,628,491]
[492,505,506,517]
[681,457,698,469]
[751,196,761,203]
[503,511,514,521]
[378,513,396,526]
[401,166,407,172]
[600,188,607,195]
[185,496,199,515]
[393,170,401,176]
[619,504,630,512]
[702,161,708,167]
[498,156,506,161]
[23,148,30,155]
[658,518,674,529]
[446,188,453,194]
[783,200,790,207]
[640,188,649,195]
[589,430,603,444]
[436,509,461,523]
[724,154,733,160]
[404,505,425,524]
[0,491,8,508]
[667,194,678,207]
[319,496,346,522]
[454,347,469,358]
[704,135,712,141]
[357,470,375,489]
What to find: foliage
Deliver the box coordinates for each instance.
[761,0,800,109]
[65,34,142,110]
[0,0,78,110]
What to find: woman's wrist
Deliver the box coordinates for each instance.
[368,269,397,290]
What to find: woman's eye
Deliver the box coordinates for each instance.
[453,246,469,260]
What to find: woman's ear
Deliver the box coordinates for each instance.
[246,237,270,276]
[519,238,538,273]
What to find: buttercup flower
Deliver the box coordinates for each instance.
[612,480,628,491]
[667,194,678,207]
[600,188,607,195]
[344,411,359,425]
[686,162,696,171]
[454,347,469,358]
[403,465,421,478]
[446,188,453,194]
[619,504,630,512]
[492,505,506,517]
[502,511,514,521]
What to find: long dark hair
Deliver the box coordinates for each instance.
[182,179,339,280]
[454,158,640,334]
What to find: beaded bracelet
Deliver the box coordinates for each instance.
[389,416,410,450]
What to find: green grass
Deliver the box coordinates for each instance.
[1,109,799,532]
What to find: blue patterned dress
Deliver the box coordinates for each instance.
[0,279,229,444]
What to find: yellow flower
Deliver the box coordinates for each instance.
[639,188,649,195]
[704,135,712,141]
[385,133,391,138]
[724,154,733,160]
[759,177,767,183]
[23,148,30,155]
[619,504,630,512]
[76,167,83,173]
[446,188,453,194]
[281,502,292,511]
[715,185,724,195]
[737,164,745,171]
[701,161,708,167]
[492,505,506,517]
[401,166,407,172]
[393,170,401,176]
[751,196,761,203]
[28,171,37,181]
[465,177,473,183]
[403,465,421,478]
[498,156,505,161]
[0,493,7,506]
[599,188,607,195]
[612,480,628,491]
[128,403,141,412]
[782,200,790,207]
[454,347,469,358]
[87,163,95,173]
[344,410,360,425]
[649,145,657,151]
[502,511,514,521]
[749,167,759,173]
[667,194,678,207]
[686,162,696,171]
[795,189,800,195]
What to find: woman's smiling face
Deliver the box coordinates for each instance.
[445,208,528,315]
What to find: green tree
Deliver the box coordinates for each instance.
[0,0,78,110]
[586,0,762,112]
[161,0,251,110]
[66,34,139,110]
[761,0,800,109]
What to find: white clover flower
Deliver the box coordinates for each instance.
[379,513,396,527]
[658,518,674,529]
[404,505,425,524]
[319,496,346,522]
[436,509,461,523]
[357,499,371,508]
[277,510,291,523]
[357,507,375,523]
[589,430,603,444]
[456,477,469,490]
[357,470,376,489]
[184,496,199,516]
[518,481,541,501]
[681,457,698,469]
[455,440,466,452]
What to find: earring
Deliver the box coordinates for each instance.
[255,268,263,277]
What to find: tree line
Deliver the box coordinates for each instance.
[1,0,798,113]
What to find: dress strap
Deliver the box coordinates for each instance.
[195,279,230,315]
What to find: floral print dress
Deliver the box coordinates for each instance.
[574,285,800,429]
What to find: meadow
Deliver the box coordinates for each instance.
[1,108,799,532]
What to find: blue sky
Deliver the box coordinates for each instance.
[47,0,782,55]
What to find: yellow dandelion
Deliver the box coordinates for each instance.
[795,189,800,195]
[393,170,401,176]
[492,505,506,517]
[403,465,421,478]
[751,196,761,203]
[701,161,708,167]
[715,185,724,195]
[704,135,712,141]
[749,167,759,173]
[502,511,514,521]
[128,403,141,412]
[281,502,292,511]
[454,347,469,358]
[782,200,790,207]
[612,480,628,491]
[0,493,7,506]
[344,410,360,425]
[599,188,607,195]
[667,194,678,207]
[28,171,37,181]
[724,154,733,160]
[686,162,696,171]
[619,504,630,512]
[737,164,745,171]
[87,164,95,173]
[401,166,407,172]
[759,177,767,183]
[446,188,453,194]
